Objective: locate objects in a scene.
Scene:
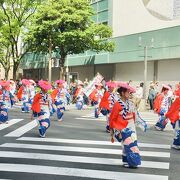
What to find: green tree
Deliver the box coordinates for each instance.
[0,38,11,80]
[0,0,40,80]
[26,0,114,81]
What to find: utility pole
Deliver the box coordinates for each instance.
[144,45,147,100]
[48,36,52,82]
[139,37,154,110]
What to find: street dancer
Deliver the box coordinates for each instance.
[17,79,31,113]
[99,81,117,132]
[31,80,52,137]
[0,80,12,123]
[89,82,104,118]
[29,79,36,105]
[166,85,180,149]
[74,80,84,110]
[109,82,141,168]
[154,84,171,131]
[51,80,67,121]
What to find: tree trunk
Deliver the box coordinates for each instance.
[59,66,65,80]
[4,69,9,80]
[59,56,66,80]
[13,64,17,80]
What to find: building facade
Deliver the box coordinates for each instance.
[20,0,180,87]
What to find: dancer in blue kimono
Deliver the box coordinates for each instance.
[31,80,52,137]
[0,80,11,123]
[51,80,67,121]
[109,82,141,168]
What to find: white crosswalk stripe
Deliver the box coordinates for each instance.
[0,137,170,179]
[4,120,38,137]
[0,143,170,157]
[0,119,24,131]
[17,137,171,149]
[0,118,38,137]
[0,163,168,180]
[0,151,169,169]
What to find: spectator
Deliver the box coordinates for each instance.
[133,82,144,110]
[148,85,156,110]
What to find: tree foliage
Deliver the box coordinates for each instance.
[0,0,40,79]
[26,0,114,79]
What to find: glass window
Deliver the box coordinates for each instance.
[98,0,108,12]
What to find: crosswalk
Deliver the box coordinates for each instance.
[0,137,170,180]
[0,112,172,179]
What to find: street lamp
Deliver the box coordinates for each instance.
[139,37,154,109]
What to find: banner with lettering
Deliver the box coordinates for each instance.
[84,73,104,97]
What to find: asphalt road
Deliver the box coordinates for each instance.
[0,105,179,180]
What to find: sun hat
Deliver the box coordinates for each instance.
[38,80,52,90]
[116,81,136,93]
[9,80,15,84]
[0,80,10,87]
[55,79,65,85]
[106,81,116,88]
[21,79,30,85]
[162,84,171,90]
[29,79,36,85]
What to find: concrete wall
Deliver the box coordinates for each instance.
[112,0,180,37]
[71,64,115,82]
[115,61,154,82]
[156,59,180,88]
[157,59,180,81]
[114,60,179,89]
[71,65,94,82]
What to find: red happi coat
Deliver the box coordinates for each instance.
[31,93,42,113]
[109,101,135,131]
[99,91,110,110]
[74,87,83,98]
[154,93,164,114]
[166,97,180,124]
[89,89,99,102]
[17,86,23,100]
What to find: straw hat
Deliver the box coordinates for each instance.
[55,79,65,85]
[106,81,116,88]
[38,80,52,90]
[21,79,30,85]
[0,80,10,87]
[162,84,171,90]
[29,79,36,85]
[116,81,136,93]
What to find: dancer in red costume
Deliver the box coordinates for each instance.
[109,82,141,168]
[99,81,117,132]
[154,84,171,131]
[0,80,11,123]
[166,85,180,149]
[89,82,103,118]
[31,80,52,137]
[51,80,67,121]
